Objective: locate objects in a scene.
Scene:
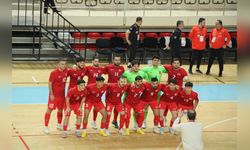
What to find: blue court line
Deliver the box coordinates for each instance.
[11,84,238,104]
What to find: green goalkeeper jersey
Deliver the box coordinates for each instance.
[141,65,166,82]
[123,70,147,83]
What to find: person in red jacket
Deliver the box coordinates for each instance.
[206,20,231,77]
[188,18,207,74]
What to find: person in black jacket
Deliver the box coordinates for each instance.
[125,17,143,67]
[169,20,184,63]
[44,0,60,14]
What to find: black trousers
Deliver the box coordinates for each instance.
[189,49,204,70]
[128,44,137,63]
[44,0,57,13]
[207,48,224,72]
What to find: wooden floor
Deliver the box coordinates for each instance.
[12,63,237,150]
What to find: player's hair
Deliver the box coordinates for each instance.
[177,20,184,27]
[113,55,121,59]
[168,78,177,84]
[152,55,160,60]
[185,82,193,87]
[187,110,196,121]
[131,60,140,67]
[151,77,158,82]
[136,17,142,22]
[118,75,126,80]
[92,56,99,61]
[77,79,86,85]
[58,58,67,63]
[135,75,143,81]
[217,19,223,25]
[75,57,85,63]
[172,58,181,63]
[198,18,205,24]
[96,76,105,81]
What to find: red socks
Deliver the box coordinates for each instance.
[82,122,87,129]
[164,109,168,117]
[136,113,144,128]
[76,124,81,130]
[154,115,160,126]
[63,125,67,131]
[93,109,98,122]
[160,119,164,128]
[57,111,63,124]
[113,109,118,122]
[106,114,111,129]
[44,112,51,126]
[125,112,131,128]
[170,119,174,127]
[101,122,106,129]
[119,114,125,129]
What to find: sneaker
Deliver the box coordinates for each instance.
[43,127,50,134]
[75,130,81,137]
[169,127,175,134]
[91,121,98,129]
[112,121,119,129]
[142,122,147,129]
[125,128,130,136]
[196,69,203,74]
[206,70,210,75]
[119,129,125,136]
[62,131,68,138]
[81,130,87,138]
[159,127,164,134]
[105,129,110,136]
[132,123,138,131]
[188,69,193,74]
[136,128,145,135]
[56,124,63,130]
[127,62,132,68]
[99,130,108,137]
[153,126,159,134]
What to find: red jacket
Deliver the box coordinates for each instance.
[189,25,207,50]
[209,27,231,49]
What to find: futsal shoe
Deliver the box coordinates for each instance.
[188,69,193,74]
[56,124,63,130]
[142,122,147,129]
[169,127,175,134]
[125,128,130,136]
[91,121,98,129]
[112,121,119,129]
[219,72,223,77]
[159,127,164,134]
[153,126,159,134]
[132,123,138,131]
[99,130,108,137]
[75,130,81,137]
[62,131,68,138]
[43,127,50,134]
[136,128,145,135]
[119,129,125,136]
[81,130,87,138]
[206,70,210,75]
[105,129,110,136]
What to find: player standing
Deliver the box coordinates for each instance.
[82,76,108,137]
[43,59,68,134]
[123,61,147,83]
[62,79,87,138]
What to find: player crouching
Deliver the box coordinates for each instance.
[62,79,87,138]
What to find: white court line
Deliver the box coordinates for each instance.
[176,117,237,150]
[31,76,39,84]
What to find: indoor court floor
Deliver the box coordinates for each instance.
[12,63,237,150]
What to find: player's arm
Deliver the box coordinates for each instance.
[125,29,131,45]
[172,111,183,132]
[48,72,55,100]
[224,29,231,48]
[193,94,199,110]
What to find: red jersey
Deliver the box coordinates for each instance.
[49,68,68,97]
[85,66,104,85]
[85,83,107,103]
[179,90,199,107]
[104,64,125,83]
[210,27,231,49]
[141,82,163,102]
[125,84,145,105]
[189,25,207,50]
[106,83,128,104]
[160,86,180,103]
[68,67,86,90]
[164,65,188,87]
[66,87,87,104]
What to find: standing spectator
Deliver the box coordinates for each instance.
[188,18,207,74]
[206,20,231,77]
[172,110,204,150]
[126,17,143,67]
[44,0,60,14]
[169,20,184,63]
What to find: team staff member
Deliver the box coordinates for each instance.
[44,0,60,14]
[206,20,231,77]
[126,17,143,66]
[189,18,207,74]
[169,20,184,63]
[43,59,68,134]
